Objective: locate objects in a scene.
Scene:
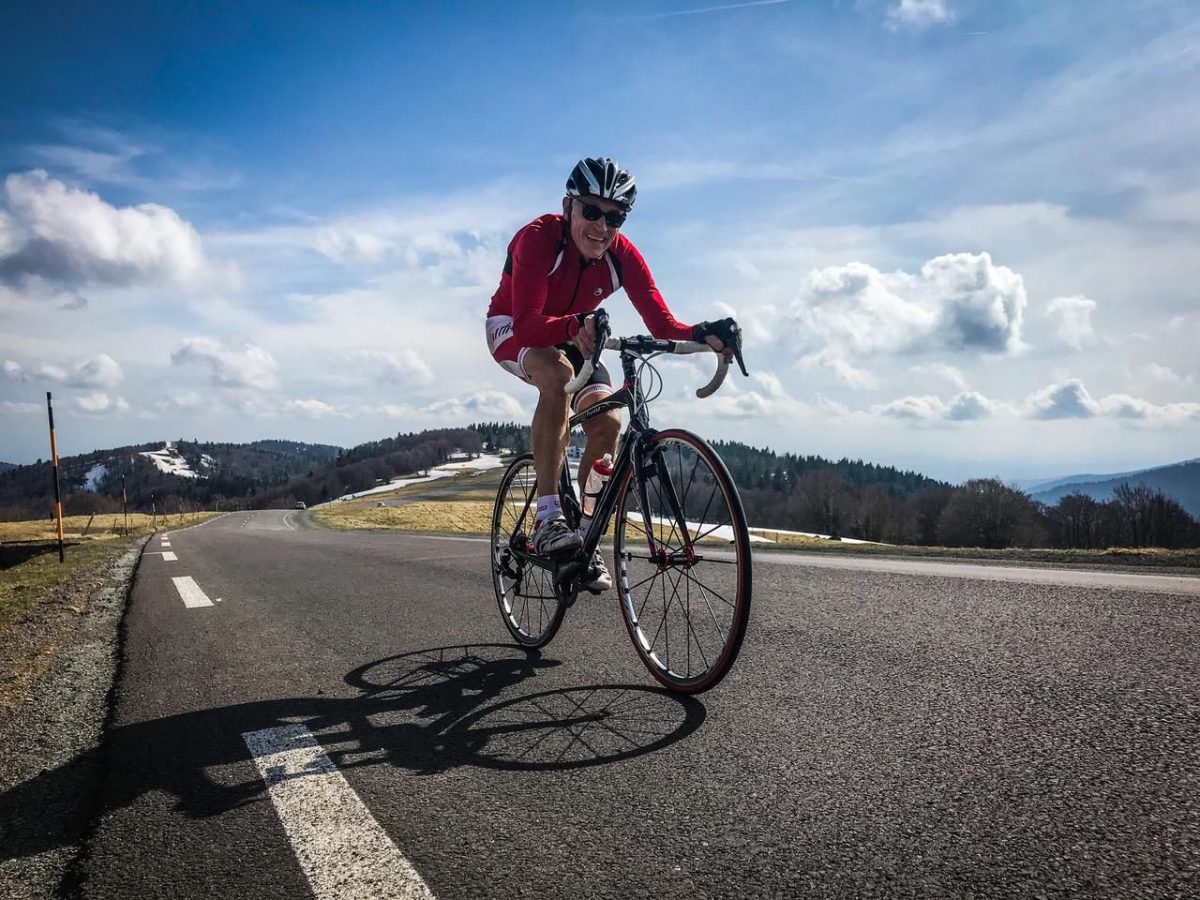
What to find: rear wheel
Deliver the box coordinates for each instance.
[613,430,752,693]
[491,455,565,648]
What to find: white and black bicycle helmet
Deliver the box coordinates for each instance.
[566,157,637,211]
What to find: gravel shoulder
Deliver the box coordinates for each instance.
[0,538,147,900]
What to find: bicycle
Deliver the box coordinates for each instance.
[490,311,753,694]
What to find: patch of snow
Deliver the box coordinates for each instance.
[140,444,201,479]
[435,453,504,472]
[747,526,883,545]
[84,463,108,492]
[627,512,776,545]
[335,470,455,501]
[332,453,506,502]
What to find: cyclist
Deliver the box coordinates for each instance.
[485,157,739,591]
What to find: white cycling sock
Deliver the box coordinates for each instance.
[535,494,562,523]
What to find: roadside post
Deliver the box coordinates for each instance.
[122,474,129,534]
[46,391,65,562]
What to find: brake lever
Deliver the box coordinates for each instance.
[590,308,610,368]
[730,324,749,376]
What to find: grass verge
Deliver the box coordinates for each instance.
[750,533,1200,569]
[316,500,495,534]
[0,511,220,638]
[314,491,1200,570]
[0,538,140,638]
[0,511,218,543]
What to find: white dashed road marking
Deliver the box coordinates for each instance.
[162,551,178,562]
[243,724,437,900]
[171,576,216,608]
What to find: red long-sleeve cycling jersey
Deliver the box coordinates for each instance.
[487,214,694,347]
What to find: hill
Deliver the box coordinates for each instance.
[1032,459,1200,518]
[3,425,1196,549]
[0,462,15,474]
[0,439,342,520]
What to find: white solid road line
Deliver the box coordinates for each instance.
[243,724,437,900]
[162,551,178,562]
[171,576,215,608]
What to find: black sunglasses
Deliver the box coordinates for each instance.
[573,198,627,228]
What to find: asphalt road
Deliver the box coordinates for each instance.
[11,510,1197,899]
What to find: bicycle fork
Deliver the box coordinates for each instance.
[633,445,699,572]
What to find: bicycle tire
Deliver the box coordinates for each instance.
[491,454,566,648]
[613,429,752,693]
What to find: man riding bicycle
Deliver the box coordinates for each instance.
[485,157,740,592]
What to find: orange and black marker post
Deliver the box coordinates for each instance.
[46,391,65,562]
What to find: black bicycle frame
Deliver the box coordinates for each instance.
[546,348,697,568]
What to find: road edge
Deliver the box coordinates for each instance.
[0,536,149,900]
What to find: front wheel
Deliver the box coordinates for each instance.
[491,454,565,649]
[613,429,752,694]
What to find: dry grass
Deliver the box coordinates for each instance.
[750,536,1200,568]
[0,537,139,637]
[0,511,219,639]
[316,500,496,534]
[0,511,216,542]
[313,465,1200,570]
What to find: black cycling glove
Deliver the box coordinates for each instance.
[693,317,739,347]
[692,317,748,375]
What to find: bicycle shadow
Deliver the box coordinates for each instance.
[0,643,706,862]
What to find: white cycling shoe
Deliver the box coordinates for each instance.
[531,515,582,556]
[583,551,613,594]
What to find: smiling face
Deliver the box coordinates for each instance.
[563,194,623,260]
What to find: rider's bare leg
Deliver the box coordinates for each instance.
[576,392,620,500]
[522,348,573,500]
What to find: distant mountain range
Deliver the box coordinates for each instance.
[1021,458,1200,517]
[0,439,342,519]
[0,462,16,474]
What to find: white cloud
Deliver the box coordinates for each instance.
[171,338,280,390]
[344,349,435,387]
[887,0,952,29]
[1096,394,1200,424]
[417,390,525,421]
[71,392,130,414]
[282,398,345,419]
[1,400,41,415]
[797,348,879,389]
[154,392,213,413]
[1022,380,1199,424]
[1144,363,1193,386]
[873,394,948,420]
[1026,378,1099,419]
[3,352,123,389]
[790,252,1026,362]
[71,353,123,389]
[1044,295,1097,350]
[946,391,999,421]
[871,390,998,422]
[0,170,212,290]
[909,362,968,390]
[700,390,776,419]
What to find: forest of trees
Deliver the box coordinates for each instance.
[2,424,1197,549]
[0,439,340,520]
[258,428,486,508]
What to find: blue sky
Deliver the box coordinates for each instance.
[2,0,1198,480]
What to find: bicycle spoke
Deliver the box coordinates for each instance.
[680,569,736,609]
[493,457,566,648]
[614,431,750,692]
